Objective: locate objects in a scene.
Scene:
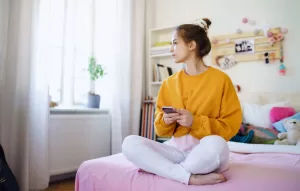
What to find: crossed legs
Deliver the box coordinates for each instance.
[122,135,229,185]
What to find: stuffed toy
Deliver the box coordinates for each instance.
[274,119,300,146]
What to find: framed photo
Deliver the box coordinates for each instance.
[235,39,254,54]
[218,55,237,69]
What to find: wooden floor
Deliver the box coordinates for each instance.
[44,178,75,191]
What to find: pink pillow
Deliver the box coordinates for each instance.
[269,107,296,123]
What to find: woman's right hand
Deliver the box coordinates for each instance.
[163,113,179,125]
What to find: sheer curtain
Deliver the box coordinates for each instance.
[0,0,50,190]
[0,0,145,189]
[91,0,146,154]
[110,0,146,154]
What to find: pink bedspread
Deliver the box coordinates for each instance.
[75,152,300,191]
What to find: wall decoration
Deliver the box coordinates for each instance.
[242,18,248,23]
[270,52,276,63]
[253,29,260,35]
[264,52,270,64]
[263,52,276,64]
[281,28,288,34]
[215,55,237,69]
[267,31,273,37]
[279,63,286,75]
[235,39,255,54]
[268,33,284,45]
[279,45,286,75]
[212,38,218,44]
[235,85,241,92]
[210,27,286,75]
[262,25,271,37]
[210,17,288,76]
[236,28,243,34]
[242,17,256,26]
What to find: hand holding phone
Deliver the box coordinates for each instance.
[162,106,179,125]
[162,106,177,114]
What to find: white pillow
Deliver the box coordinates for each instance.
[238,93,262,104]
[241,101,289,128]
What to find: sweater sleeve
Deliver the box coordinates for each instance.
[154,81,176,137]
[190,76,242,141]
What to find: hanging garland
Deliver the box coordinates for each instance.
[279,44,286,75]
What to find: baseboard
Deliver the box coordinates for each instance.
[49,171,77,183]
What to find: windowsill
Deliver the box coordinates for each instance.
[50,105,109,115]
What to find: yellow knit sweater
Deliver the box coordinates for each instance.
[154,66,242,141]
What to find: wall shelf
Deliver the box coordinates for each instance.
[145,24,182,143]
[148,25,182,98]
[151,81,163,85]
[150,53,173,58]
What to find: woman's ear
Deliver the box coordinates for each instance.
[188,40,197,51]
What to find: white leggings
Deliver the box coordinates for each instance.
[122,135,229,184]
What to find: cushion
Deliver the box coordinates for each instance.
[241,101,289,128]
[272,112,300,132]
[269,107,296,123]
[239,124,279,144]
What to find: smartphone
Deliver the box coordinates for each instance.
[162,106,177,114]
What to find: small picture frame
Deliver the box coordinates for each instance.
[235,39,254,54]
[217,55,237,69]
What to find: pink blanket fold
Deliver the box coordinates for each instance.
[75,152,300,191]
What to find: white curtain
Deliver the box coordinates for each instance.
[0,0,50,190]
[110,0,146,154]
[0,0,146,189]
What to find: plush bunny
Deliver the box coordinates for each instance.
[274,119,300,146]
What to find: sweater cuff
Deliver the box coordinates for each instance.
[190,115,212,139]
[190,115,202,129]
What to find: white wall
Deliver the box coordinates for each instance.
[149,0,300,95]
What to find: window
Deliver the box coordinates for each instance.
[39,0,114,109]
[46,0,65,104]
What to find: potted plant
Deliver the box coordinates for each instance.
[87,56,106,108]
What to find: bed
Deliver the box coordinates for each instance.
[75,150,300,191]
[75,92,300,191]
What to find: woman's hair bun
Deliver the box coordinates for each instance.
[202,18,212,29]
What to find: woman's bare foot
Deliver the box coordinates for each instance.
[188,173,226,185]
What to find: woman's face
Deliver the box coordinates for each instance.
[170,31,191,63]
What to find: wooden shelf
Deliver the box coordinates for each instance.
[150,25,176,32]
[151,81,163,85]
[210,27,281,41]
[211,27,283,65]
[150,53,172,58]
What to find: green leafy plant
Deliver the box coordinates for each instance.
[88,56,106,94]
[88,56,105,80]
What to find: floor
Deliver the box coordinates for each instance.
[44,178,75,191]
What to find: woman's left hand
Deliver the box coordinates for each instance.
[173,109,194,127]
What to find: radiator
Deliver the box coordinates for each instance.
[49,109,111,176]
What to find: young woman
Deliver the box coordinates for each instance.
[122,18,242,185]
